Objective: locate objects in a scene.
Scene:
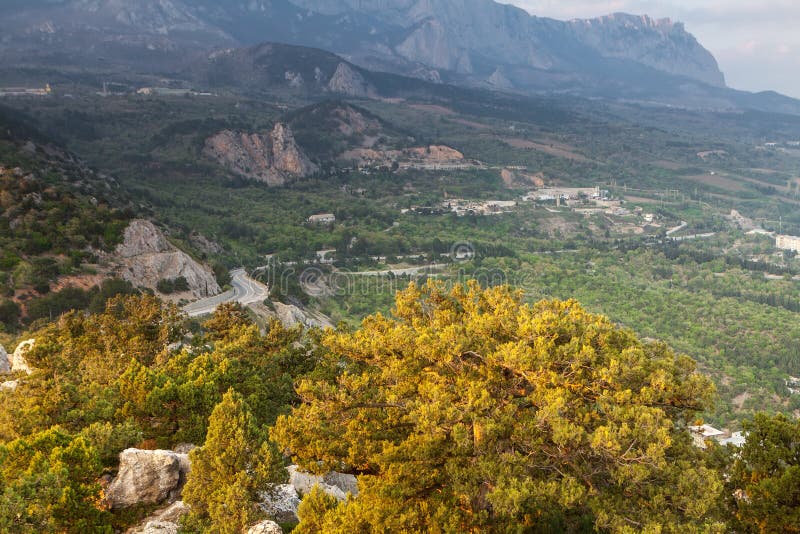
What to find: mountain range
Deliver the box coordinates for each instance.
[0,0,797,114]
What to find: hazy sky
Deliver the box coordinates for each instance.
[506,1,800,98]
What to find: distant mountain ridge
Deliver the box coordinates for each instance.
[5,0,800,115]
[0,0,723,85]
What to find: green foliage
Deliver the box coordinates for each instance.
[182,389,287,533]
[294,485,340,534]
[728,413,800,533]
[156,276,190,294]
[0,427,110,533]
[0,299,20,331]
[274,281,724,533]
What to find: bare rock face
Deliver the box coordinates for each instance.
[270,123,318,177]
[0,345,9,374]
[11,339,34,375]
[246,520,284,534]
[327,63,376,98]
[107,449,190,509]
[116,220,171,258]
[115,220,221,299]
[205,123,317,186]
[287,465,358,501]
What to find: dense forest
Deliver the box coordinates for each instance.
[0,284,798,533]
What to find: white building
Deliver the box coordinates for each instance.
[689,424,727,449]
[308,213,336,224]
[776,234,800,252]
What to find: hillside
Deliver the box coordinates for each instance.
[0,106,225,332]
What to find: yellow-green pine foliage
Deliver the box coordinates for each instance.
[728,413,800,532]
[183,389,286,533]
[0,427,110,533]
[273,281,724,533]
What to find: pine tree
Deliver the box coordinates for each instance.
[182,389,286,533]
[273,281,725,533]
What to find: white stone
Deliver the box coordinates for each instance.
[11,339,34,374]
[246,520,284,534]
[107,449,190,509]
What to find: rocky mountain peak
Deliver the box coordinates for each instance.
[327,63,376,98]
[204,123,318,186]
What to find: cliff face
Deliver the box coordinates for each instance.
[1,0,725,89]
[204,123,318,186]
[114,220,221,299]
[567,14,725,87]
[286,0,725,87]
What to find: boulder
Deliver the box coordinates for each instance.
[0,344,9,374]
[107,449,190,509]
[11,339,34,374]
[259,484,301,524]
[246,520,284,534]
[172,443,196,454]
[288,464,358,501]
[0,380,18,392]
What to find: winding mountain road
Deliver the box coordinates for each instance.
[182,268,269,317]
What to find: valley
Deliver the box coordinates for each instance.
[1,2,800,531]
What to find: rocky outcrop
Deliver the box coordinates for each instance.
[252,301,334,329]
[11,339,34,375]
[115,220,221,299]
[0,345,9,374]
[127,501,190,534]
[205,123,318,186]
[327,63,376,98]
[258,464,357,523]
[270,123,318,179]
[246,520,284,534]
[340,144,464,167]
[107,449,190,509]
[287,465,358,501]
[259,484,301,524]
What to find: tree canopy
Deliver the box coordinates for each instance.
[182,389,286,533]
[273,281,724,533]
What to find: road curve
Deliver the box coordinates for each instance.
[182,268,270,317]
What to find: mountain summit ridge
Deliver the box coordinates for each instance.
[0,0,724,89]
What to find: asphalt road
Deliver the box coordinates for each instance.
[182,268,269,317]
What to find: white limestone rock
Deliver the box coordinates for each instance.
[107,449,190,509]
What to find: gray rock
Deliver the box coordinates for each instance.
[172,443,196,454]
[115,220,222,299]
[11,339,34,375]
[204,124,317,186]
[259,484,301,524]
[0,344,9,374]
[127,500,191,533]
[0,380,18,392]
[287,465,358,501]
[107,449,190,509]
[246,520,284,534]
[327,63,376,98]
